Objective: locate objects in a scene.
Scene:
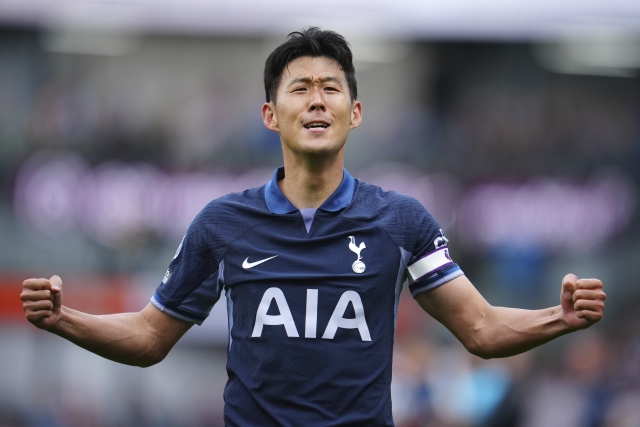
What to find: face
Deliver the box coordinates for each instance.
[262,56,362,161]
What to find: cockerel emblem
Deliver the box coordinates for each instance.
[348,236,366,273]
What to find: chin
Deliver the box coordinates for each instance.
[301,141,344,156]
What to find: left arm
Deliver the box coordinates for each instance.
[416,273,605,359]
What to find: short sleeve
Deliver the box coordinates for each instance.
[151,207,225,325]
[406,210,464,298]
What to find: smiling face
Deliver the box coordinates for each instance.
[262,56,362,163]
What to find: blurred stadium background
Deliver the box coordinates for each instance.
[1,1,640,426]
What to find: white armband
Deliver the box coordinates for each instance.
[407,247,454,281]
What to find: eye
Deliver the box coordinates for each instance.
[293,86,307,92]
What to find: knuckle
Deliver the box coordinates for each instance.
[582,310,602,321]
[576,301,595,311]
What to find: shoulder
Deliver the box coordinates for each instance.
[193,185,268,222]
[185,185,270,245]
[346,180,439,249]
[349,180,434,223]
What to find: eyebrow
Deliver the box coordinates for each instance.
[286,76,344,88]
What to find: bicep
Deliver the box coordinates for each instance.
[415,275,491,343]
[141,303,193,352]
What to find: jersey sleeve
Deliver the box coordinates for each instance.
[406,209,464,298]
[151,206,225,325]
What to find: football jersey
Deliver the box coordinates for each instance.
[152,167,464,427]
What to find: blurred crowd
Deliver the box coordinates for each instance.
[391,294,640,427]
[1,29,640,427]
[1,36,639,186]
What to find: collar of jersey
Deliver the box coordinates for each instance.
[264,166,355,214]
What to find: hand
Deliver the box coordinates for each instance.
[20,275,64,330]
[560,274,606,330]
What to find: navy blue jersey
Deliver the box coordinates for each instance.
[152,167,464,427]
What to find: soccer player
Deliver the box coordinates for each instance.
[20,27,606,426]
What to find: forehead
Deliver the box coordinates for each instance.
[280,56,346,83]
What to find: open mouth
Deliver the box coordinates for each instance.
[303,122,330,130]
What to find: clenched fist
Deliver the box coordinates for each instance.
[20,275,64,330]
[560,273,606,330]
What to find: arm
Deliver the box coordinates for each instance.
[20,275,192,367]
[416,273,605,359]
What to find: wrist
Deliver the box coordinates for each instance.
[46,306,69,335]
[552,305,576,334]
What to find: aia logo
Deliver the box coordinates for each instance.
[251,288,372,342]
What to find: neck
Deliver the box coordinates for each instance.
[278,150,345,209]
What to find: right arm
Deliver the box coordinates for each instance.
[415,274,605,359]
[20,275,192,367]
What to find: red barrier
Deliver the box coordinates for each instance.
[0,274,134,322]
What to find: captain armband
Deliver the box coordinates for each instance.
[407,247,464,297]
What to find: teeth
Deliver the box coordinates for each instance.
[305,123,328,129]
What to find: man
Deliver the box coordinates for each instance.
[21,28,606,426]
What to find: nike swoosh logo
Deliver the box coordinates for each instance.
[242,255,278,269]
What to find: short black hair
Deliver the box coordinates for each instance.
[263,27,357,103]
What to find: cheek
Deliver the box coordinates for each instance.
[338,109,354,127]
[280,116,299,132]
[279,107,299,123]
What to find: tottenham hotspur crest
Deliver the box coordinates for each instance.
[348,236,366,273]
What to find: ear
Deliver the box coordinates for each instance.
[349,101,362,129]
[262,102,279,132]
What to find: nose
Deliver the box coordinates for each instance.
[308,87,326,112]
